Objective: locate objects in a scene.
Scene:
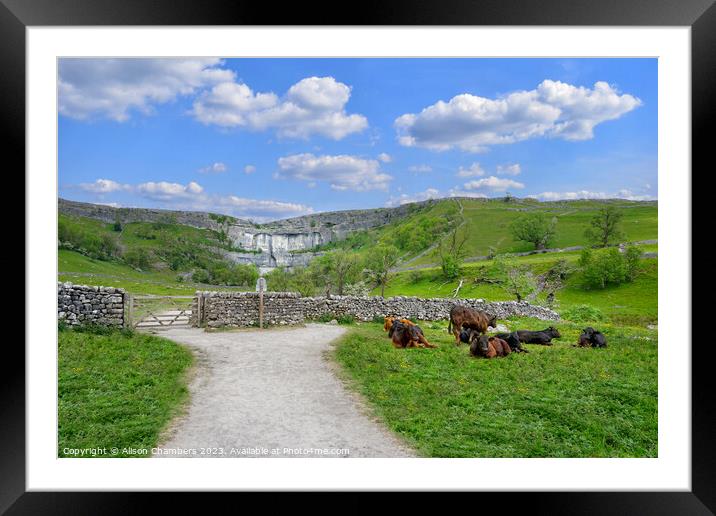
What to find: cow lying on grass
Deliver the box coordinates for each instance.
[495,327,561,346]
[469,332,512,358]
[448,306,497,344]
[383,316,416,333]
[492,331,529,353]
[576,327,608,348]
[387,319,436,349]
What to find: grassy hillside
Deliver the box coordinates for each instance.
[303,197,657,268]
[58,213,258,294]
[410,198,657,266]
[377,249,657,326]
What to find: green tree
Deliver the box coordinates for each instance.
[510,213,557,250]
[290,267,316,297]
[330,249,358,295]
[362,244,400,297]
[437,226,469,280]
[584,206,624,247]
[491,254,537,302]
[578,246,641,289]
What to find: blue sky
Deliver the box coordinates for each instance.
[58,58,657,221]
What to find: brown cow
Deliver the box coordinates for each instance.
[388,320,436,349]
[469,333,512,358]
[383,316,415,332]
[447,305,497,344]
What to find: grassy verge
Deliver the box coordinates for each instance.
[333,320,657,458]
[58,326,193,457]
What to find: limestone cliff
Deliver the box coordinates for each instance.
[59,197,438,271]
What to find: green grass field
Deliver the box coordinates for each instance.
[334,319,657,458]
[58,326,193,457]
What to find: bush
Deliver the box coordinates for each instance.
[336,314,356,325]
[579,247,640,289]
[344,281,371,296]
[408,270,423,284]
[440,255,460,280]
[192,268,211,284]
[561,304,605,323]
[124,248,153,270]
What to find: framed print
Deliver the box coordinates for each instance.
[6,0,711,511]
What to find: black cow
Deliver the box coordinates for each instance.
[578,327,608,348]
[494,331,529,353]
[510,326,561,346]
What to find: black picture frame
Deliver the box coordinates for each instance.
[5,0,709,512]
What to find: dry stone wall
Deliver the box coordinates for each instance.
[57,282,126,327]
[193,291,559,328]
[193,291,305,328]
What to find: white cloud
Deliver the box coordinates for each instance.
[135,181,204,201]
[192,76,367,140]
[463,176,525,192]
[532,189,656,201]
[533,190,607,201]
[385,188,441,207]
[78,178,129,194]
[74,178,312,221]
[377,153,392,163]
[244,165,256,174]
[275,153,392,192]
[496,163,521,176]
[448,189,488,199]
[210,196,313,221]
[408,164,432,173]
[198,162,228,174]
[456,163,485,178]
[395,80,641,152]
[59,58,234,121]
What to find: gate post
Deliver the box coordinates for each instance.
[259,290,264,329]
[126,293,134,328]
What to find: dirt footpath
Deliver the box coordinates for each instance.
[154,324,414,458]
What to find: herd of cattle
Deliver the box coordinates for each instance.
[383,305,607,359]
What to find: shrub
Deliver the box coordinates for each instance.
[124,248,153,270]
[579,247,639,289]
[337,314,356,325]
[344,280,371,296]
[192,268,211,284]
[624,246,642,280]
[408,270,423,284]
[440,255,460,280]
[561,304,605,323]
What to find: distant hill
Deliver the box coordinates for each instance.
[58,196,657,275]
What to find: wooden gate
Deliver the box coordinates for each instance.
[127,295,193,329]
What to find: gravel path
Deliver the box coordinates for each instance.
[153,324,414,458]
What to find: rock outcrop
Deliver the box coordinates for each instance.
[59,197,440,271]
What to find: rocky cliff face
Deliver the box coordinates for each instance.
[59,197,439,271]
